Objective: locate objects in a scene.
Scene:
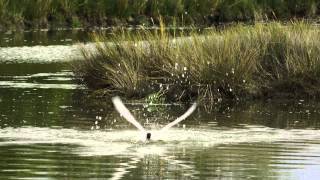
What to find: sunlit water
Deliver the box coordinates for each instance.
[0,30,320,179]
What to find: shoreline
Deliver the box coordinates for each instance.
[1,0,320,32]
[2,18,320,33]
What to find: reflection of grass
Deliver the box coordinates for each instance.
[0,0,320,30]
[73,22,320,103]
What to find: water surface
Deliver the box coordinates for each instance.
[0,30,320,179]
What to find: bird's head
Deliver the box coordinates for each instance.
[146,132,151,140]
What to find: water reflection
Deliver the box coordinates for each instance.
[0,29,90,47]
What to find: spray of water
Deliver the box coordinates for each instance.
[111,96,197,140]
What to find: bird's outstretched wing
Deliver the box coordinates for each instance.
[112,96,197,134]
[112,96,146,133]
[161,103,197,131]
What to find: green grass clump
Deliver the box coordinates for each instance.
[74,22,320,103]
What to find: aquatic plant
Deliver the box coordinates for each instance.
[73,22,320,103]
[146,91,166,105]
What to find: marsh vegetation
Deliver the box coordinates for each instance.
[1,0,320,31]
[73,22,320,103]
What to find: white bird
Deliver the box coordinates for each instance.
[112,96,197,141]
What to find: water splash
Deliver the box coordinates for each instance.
[112,96,197,139]
[1,126,319,157]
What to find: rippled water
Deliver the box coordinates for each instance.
[0,30,320,179]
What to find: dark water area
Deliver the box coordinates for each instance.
[0,28,204,47]
[0,30,320,179]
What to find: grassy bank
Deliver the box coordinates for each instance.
[1,0,320,31]
[73,22,320,103]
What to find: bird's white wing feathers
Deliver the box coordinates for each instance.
[161,103,197,131]
[112,96,146,133]
[112,96,197,134]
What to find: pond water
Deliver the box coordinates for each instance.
[0,30,320,179]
